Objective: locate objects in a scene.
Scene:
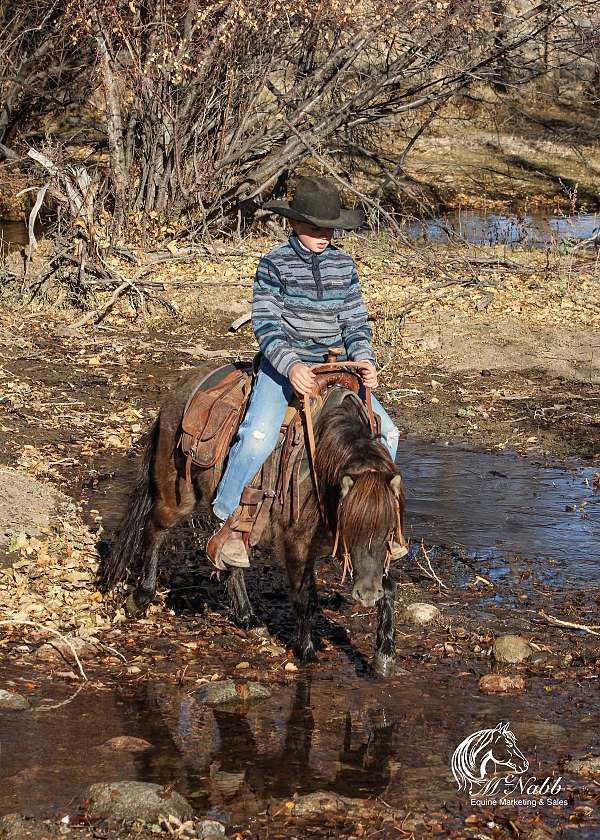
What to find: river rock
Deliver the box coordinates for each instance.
[0,814,60,840]
[195,681,237,704]
[197,820,225,839]
[479,674,526,694]
[83,781,193,822]
[194,680,271,705]
[404,603,441,625]
[493,634,532,663]
[524,827,554,840]
[564,756,600,778]
[0,689,30,711]
[236,682,271,701]
[100,736,153,752]
[35,636,98,664]
[291,791,353,816]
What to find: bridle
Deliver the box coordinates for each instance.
[330,471,406,583]
[300,357,406,582]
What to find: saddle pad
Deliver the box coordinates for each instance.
[182,362,251,418]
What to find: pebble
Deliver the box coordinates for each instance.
[291,791,352,816]
[194,680,271,705]
[83,781,193,822]
[0,689,30,711]
[195,680,237,704]
[100,736,153,752]
[564,756,600,778]
[493,634,532,663]
[478,674,526,694]
[404,603,441,625]
[197,820,226,839]
[35,636,98,664]
[236,682,271,701]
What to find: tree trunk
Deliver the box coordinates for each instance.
[95,24,128,231]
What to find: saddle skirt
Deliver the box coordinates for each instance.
[179,359,380,548]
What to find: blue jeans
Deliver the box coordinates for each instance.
[212,359,400,520]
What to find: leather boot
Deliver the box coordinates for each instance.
[207,516,250,570]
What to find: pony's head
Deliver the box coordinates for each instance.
[315,396,406,608]
[337,469,404,607]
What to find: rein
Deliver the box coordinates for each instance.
[301,359,375,526]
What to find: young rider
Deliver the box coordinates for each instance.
[208,176,401,569]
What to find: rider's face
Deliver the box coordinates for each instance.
[291,221,334,253]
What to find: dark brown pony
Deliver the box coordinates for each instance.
[102,367,406,676]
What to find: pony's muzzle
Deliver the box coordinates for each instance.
[352,580,384,608]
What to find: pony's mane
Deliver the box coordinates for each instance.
[314,397,402,545]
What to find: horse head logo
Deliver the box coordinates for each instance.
[451,721,529,793]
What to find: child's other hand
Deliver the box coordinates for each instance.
[356,361,378,388]
[289,363,317,397]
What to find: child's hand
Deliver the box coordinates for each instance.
[289,363,317,397]
[356,361,378,388]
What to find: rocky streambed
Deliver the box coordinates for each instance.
[0,268,599,838]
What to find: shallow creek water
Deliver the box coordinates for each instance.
[397,439,600,588]
[402,209,599,248]
[1,441,599,824]
[1,664,597,823]
[2,209,599,252]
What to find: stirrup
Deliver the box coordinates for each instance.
[206,516,250,570]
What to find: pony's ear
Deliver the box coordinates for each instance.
[496,721,510,733]
[390,474,403,498]
[340,475,354,498]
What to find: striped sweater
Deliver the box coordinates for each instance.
[252,234,376,377]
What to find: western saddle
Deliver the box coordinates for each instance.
[179,348,381,564]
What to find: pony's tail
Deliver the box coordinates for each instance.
[100,416,159,591]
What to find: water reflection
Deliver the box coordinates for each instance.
[147,678,408,816]
[1,670,596,821]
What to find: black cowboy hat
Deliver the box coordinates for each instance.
[263,176,364,230]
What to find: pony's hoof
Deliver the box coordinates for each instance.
[234,614,263,633]
[373,651,396,678]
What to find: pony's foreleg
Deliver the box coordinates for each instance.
[285,545,318,664]
[226,567,267,634]
[373,573,397,677]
